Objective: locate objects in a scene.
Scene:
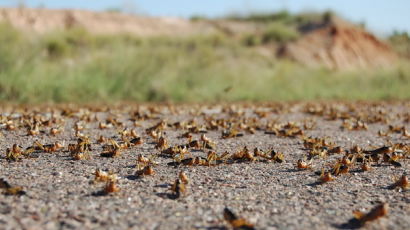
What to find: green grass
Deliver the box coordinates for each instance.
[389,31,410,59]
[0,23,409,103]
[225,10,326,25]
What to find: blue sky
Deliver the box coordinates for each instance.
[0,0,408,34]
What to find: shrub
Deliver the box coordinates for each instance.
[261,23,300,44]
[0,23,22,71]
[389,31,410,58]
[242,34,262,47]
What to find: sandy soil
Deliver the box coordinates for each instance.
[0,102,409,230]
[0,8,256,37]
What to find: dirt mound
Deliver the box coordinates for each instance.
[0,7,259,37]
[279,19,398,69]
[0,7,219,36]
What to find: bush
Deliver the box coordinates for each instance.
[42,27,97,59]
[45,38,70,58]
[262,23,300,44]
[227,11,293,24]
[0,23,22,71]
[242,34,262,47]
[389,31,410,58]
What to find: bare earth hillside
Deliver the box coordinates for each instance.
[0,7,400,69]
[0,7,258,37]
[279,19,398,69]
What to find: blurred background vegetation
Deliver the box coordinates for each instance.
[0,10,409,103]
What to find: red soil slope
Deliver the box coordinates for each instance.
[279,20,398,69]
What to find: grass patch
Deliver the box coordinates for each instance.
[389,31,410,59]
[0,23,408,103]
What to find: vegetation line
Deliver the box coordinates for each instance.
[0,20,409,103]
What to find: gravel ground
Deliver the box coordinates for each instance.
[0,102,409,230]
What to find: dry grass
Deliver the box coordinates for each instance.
[0,23,409,103]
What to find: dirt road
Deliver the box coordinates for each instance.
[0,102,409,230]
